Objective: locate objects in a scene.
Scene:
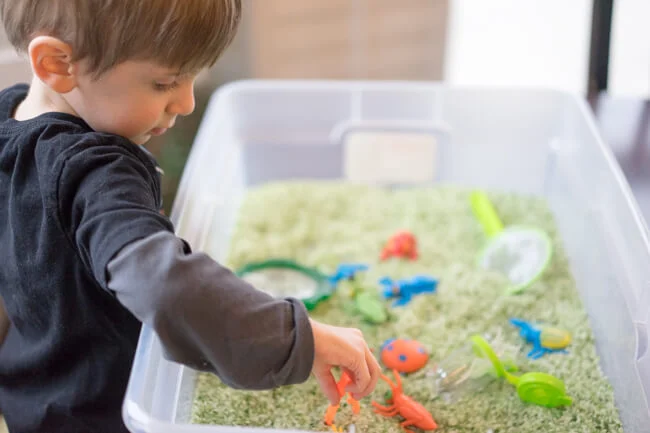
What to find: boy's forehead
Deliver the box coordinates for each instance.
[122,60,197,78]
[143,62,181,75]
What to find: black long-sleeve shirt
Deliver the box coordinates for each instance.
[0,84,314,433]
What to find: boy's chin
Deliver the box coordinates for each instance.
[130,134,152,145]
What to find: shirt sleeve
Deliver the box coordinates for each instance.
[106,231,315,389]
[56,140,315,389]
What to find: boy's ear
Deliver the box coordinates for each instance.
[28,36,78,94]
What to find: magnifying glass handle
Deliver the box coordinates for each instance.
[470,191,504,238]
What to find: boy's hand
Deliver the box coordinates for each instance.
[309,318,381,405]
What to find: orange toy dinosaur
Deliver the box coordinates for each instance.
[324,371,360,426]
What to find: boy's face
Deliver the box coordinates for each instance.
[65,60,198,145]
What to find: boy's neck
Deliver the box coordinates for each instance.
[13,76,79,121]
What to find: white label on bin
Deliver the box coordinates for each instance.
[343,131,437,184]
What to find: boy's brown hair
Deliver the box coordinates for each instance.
[0,0,241,78]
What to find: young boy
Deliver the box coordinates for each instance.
[0,1,381,432]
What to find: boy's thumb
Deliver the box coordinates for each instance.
[313,367,340,405]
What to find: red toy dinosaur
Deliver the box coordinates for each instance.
[372,369,437,432]
[380,231,418,261]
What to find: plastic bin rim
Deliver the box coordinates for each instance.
[212,78,588,100]
[121,325,316,433]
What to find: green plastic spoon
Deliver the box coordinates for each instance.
[470,191,553,294]
[471,335,572,408]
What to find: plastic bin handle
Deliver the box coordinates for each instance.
[635,321,650,411]
[329,119,451,144]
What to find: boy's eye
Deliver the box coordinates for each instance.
[153,81,179,92]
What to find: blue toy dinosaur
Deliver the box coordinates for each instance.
[509,318,571,360]
[328,263,369,286]
[379,275,438,307]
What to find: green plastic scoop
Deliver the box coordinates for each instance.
[470,191,553,294]
[471,335,572,408]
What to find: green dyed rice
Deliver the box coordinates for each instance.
[191,181,623,433]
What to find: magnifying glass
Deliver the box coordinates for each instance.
[470,191,553,295]
[236,259,335,310]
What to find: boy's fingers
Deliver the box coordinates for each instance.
[343,351,371,396]
[366,346,381,391]
[314,368,340,405]
[351,347,381,399]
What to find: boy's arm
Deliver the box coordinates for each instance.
[57,141,314,390]
[106,230,314,389]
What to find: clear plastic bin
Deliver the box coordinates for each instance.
[122,80,650,433]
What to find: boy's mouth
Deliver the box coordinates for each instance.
[150,127,168,136]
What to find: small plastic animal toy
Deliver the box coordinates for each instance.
[380,231,418,261]
[372,369,438,432]
[330,263,389,324]
[324,371,360,426]
[328,263,369,286]
[347,287,389,324]
[509,318,571,359]
[379,275,438,307]
[380,338,429,374]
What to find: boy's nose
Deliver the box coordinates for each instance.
[168,83,196,116]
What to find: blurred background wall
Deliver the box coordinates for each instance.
[154,0,450,212]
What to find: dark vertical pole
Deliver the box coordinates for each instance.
[588,0,614,97]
